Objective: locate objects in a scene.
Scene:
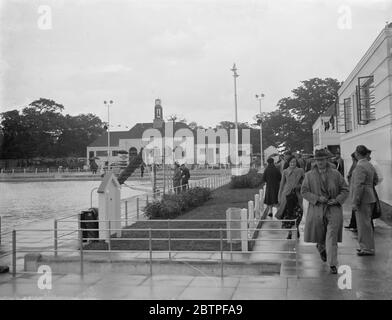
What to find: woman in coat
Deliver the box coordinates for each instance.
[276,156,305,239]
[261,158,282,217]
[301,149,349,274]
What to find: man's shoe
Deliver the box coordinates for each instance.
[330,266,337,274]
[357,251,375,256]
[319,250,327,262]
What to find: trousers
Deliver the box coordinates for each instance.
[355,202,375,253]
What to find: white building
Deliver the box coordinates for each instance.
[312,103,341,154]
[87,99,259,168]
[337,23,392,205]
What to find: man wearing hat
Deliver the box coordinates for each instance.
[301,149,349,274]
[351,145,378,256]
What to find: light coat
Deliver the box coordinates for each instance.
[301,165,349,243]
[350,159,377,206]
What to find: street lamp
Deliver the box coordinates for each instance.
[104,100,113,170]
[230,63,239,170]
[255,94,265,168]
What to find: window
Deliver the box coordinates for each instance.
[216,148,220,154]
[96,151,108,156]
[357,76,375,124]
[112,150,119,156]
[313,129,320,146]
[343,98,352,132]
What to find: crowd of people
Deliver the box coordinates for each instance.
[261,145,382,274]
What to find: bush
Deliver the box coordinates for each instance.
[144,187,212,219]
[230,168,264,189]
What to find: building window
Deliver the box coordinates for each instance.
[344,98,352,132]
[112,150,119,156]
[357,76,375,124]
[216,148,220,154]
[313,129,320,146]
[96,151,108,157]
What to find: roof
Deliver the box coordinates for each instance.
[97,172,120,193]
[88,122,191,147]
[88,131,135,147]
[321,103,336,117]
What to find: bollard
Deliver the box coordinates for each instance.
[125,201,128,226]
[168,220,171,260]
[136,197,140,220]
[12,230,16,277]
[149,228,153,276]
[240,209,248,252]
[220,228,224,278]
[79,228,84,276]
[54,219,58,257]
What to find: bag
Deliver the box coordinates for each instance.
[372,187,382,219]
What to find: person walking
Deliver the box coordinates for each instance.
[344,152,358,231]
[296,153,306,170]
[261,158,282,218]
[140,163,145,178]
[301,149,349,274]
[180,163,190,191]
[334,152,345,176]
[351,145,378,256]
[275,156,305,239]
[173,162,182,194]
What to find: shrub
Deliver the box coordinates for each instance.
[230,168,264,189]
[144,187,212,219]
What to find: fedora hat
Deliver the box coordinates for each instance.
[355,145,372,156]
[313,149,333,160]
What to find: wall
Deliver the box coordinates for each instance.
[339,28,392,204]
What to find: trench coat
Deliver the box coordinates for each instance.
[261,164,282,205]
[275,167,304,219]
[301,166,349,243]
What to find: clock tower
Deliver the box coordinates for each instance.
[153,98,164,129]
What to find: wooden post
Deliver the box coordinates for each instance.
[254,194,260,219]
[248,200,255,235]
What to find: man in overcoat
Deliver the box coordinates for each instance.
[351,145,378,256]
[301,149,349,274]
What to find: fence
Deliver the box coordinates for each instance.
[0,172,298,279]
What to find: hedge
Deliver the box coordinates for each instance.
[229,168,264,189]
[143,187,212,219]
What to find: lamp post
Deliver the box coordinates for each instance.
[255,94,265,168]
[230,63,239,170]
[104,100,113,171]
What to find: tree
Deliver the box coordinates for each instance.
[0,98,105,159]
[275,77,341,152]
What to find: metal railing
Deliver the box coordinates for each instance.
[1,216,299,279]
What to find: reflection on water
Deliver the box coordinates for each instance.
[0,180,147,231]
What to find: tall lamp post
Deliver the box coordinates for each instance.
[230,63,239,170]
[255,94,265,168]
[104,100,113,170]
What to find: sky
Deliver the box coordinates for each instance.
[0,0,391,129]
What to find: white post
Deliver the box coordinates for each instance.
[259,189,264,214]
[254,194,260,219]
[248,200,255,234]
[240,208,248,252]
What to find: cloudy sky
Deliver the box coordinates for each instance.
[0,0,391,129]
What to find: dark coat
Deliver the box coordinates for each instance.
[261,164,282,205]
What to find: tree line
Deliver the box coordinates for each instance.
[0,98,105,159]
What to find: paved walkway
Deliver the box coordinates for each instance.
[0,203,391,299]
